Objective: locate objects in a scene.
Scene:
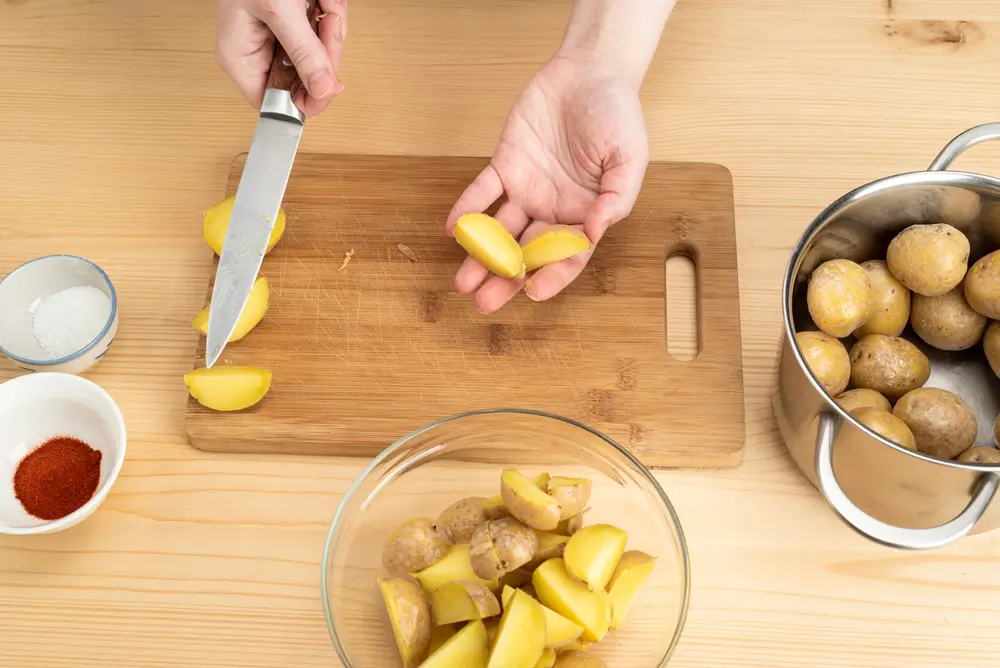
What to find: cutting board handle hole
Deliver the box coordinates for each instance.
[665,252,700,362]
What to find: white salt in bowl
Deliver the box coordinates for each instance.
[0,255,118,374]
[0,372,126,535]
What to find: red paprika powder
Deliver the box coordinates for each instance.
[13,436,102,521]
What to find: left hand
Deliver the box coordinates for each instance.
[446,49,650,313]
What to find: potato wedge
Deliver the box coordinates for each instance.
[470,517,539,580]
[607,550,655,629]
[546,476,592,520]
[553,651,607,667]
[487,588,546,668]
[534,648,557,668]
[485,473,548,518]
[432,580,501,626]
[183,365,272,412]
[521,225,592,273]
[563,524,628,592]
[525,532,570,570]
[454,213,526,279]
[421,619,489,668]
[382,518,452,576]
[203,195,286,256]
[501,586,585,650]
[437,497,494,543]
[412,544,500,596]
[192,277,270,342]
[378,576,432,668]
[532,559,610,643]
[501,469,562,531]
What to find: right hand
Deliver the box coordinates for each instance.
[216,0,347,118]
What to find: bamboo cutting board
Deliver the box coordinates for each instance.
[185,154,745,468]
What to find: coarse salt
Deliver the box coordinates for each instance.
[32,285,112,359]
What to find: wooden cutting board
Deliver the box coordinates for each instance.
[185,154,746,468]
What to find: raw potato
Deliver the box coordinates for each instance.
[183,365,272,411]
[203,195,286,256]
[957,446,1000,464]
[438,497,494,543]
[501,469,562,531]
[532,559,611,643]
[606,550,655,630]
[850,407,917,451]
[795,331,851,397]
[487,589,546,668]
[521,225,592,273]
[564,524,628,592]
[886,223,970,297]
[454,213,526,279]
[835,388,891,414]
[378,576,432,668]
[555,513,585,536]
[382,518,452,576]
[964,250,1000,318]
[806,259,874,337]
[855,260,910,337]
[421,619,489,668]
[192,277,270,342]
[412,544,500,595]
[534,648,557,668]
[985,322,1000,379]
[553,652,608,668]
[893,388,977,460]
[469,517,539,580]
[910,286,986,351]
[849,334,930,400]
[500,586,585,649]
[546,476,592,520]
[432,580,501,626]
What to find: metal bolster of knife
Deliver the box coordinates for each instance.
[261,89,305,125]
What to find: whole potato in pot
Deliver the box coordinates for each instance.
[964,250,1000,319]
[957,445,1000,465]
[855,260,910,338]
[886,223,970,297]
[806,259,874,337]
[795,331,851,396]
[849,334,930,400]
[850,406,917,450]
[893,387,977,460]
[836,388,891,413]
[984,322,1000,379]
[910,285,986,351]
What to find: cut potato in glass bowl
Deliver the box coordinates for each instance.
[322,409,690,667]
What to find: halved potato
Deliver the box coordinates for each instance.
[183,365,272,411]
[203,195,286,256]
[192,277,270,342]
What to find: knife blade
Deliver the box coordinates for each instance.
[206,0,320,368]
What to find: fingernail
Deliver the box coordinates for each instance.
[309,70,333,98]
[332,14,345,40]
[333,78,345,96]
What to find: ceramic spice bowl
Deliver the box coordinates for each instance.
[0,254,119,374]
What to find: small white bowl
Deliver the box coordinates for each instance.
[0,254,119,374]
[0,372,126,535]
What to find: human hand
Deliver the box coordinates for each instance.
[216,0,347,117]
[446,50,650,313]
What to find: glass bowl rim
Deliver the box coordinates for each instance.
[320,407,692,667]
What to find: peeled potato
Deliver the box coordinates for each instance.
[855,260,910,338]
[438,497,494,543]
[957,446,1000,464]
[553,651,607,667]
[432,580,501,626]
[203,195,286,256]
[893,388,978,460]
[454,213,526,279]
[964,250,1000,319]
[412,544,500,596]
[487,588,546,668]
[886,223,970,297]
[500,586,584,650]
[378,576,433,668]
[421,619,489,668]
[469,517,539,580]
[564,524,628,592]
[546,476,591,520]
[501,469,562,531]
[850,407,917,451]
[521,225,592,272]
[910,286,986,351]
[835,388,891,414]
[532,559,611,643]
[807,259,874,337]
[382,518,452,576]
[192,277,270,342]
[606,550,655,629]
[795,331,851,397]
[183,365,272,411]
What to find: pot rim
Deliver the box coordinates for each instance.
[782,168,1000,471]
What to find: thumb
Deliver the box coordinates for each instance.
[263,4,336,100]
[583,147,649,243]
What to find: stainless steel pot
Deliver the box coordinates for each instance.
[776,123,1000,550]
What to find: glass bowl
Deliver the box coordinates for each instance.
[322,409,690,667]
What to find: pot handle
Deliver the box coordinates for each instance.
[815,412,1000,549]
[929,122,1000,171]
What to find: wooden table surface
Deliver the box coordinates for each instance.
[3,0,1000,666]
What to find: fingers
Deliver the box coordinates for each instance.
[446,165,505,235]
[476,275,528,314]
[583,143,650,243]
[216,2,274,109]
[263,0,338,102]
[294,0,347,116]
[454,200,530,294]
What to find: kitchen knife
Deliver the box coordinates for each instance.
[205,0,321,368]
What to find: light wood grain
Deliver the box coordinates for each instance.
[185,155,745,467]
[2,0,1000,666]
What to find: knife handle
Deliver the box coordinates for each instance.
[265,0,322,99]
